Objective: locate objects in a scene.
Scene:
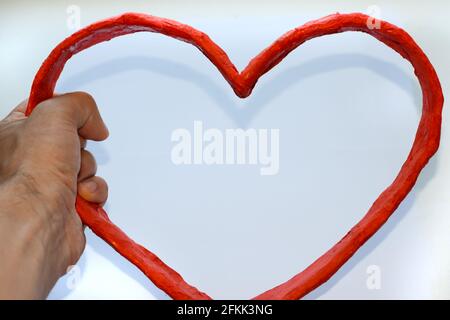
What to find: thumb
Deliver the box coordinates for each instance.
[32,92,109,141]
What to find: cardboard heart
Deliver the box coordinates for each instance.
[25,12,443,299]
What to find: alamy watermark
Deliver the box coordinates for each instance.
[65,265,82,290]
[366,264,381,290]
[171,121,280,176]
[66,5,81,31]
[366,5,382,30]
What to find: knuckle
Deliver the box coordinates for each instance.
[33,99,56,115]
[73,91,96,109]
[98,176,108,190]
[32,97,69,121]
[81,150,97,172]
[81,148,94,160]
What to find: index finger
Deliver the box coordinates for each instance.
[32,92,109,141]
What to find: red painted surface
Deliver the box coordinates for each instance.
[26,13,443,300]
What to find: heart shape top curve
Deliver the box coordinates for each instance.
[25,12,443,300]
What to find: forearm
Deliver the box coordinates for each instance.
[0,178,60,299]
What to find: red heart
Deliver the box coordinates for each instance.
[25,12,443,299]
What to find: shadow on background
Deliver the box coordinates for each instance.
[50,52,435,299]
[60,53,422,127]
[305,154,438,299]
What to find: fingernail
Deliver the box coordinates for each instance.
[83,180,97,193]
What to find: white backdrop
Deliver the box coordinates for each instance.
[0,1,449,299]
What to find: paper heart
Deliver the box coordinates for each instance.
[26,12,443,299]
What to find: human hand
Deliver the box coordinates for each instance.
[0,92,109,299]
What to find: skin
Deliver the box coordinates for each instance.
[0,92,109,299]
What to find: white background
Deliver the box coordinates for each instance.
[0,1,449,299]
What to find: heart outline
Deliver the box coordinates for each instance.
[26,12,443,299]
